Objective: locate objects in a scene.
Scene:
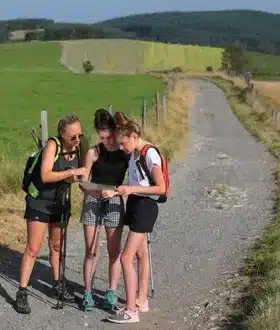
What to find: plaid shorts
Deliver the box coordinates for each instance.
[80,194,124,228]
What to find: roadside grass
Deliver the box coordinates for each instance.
[207,76,280,330]
[143,77,191,162]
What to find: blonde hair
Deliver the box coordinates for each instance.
[57,115,80,137]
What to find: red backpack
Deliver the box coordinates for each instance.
[137,144,169,203]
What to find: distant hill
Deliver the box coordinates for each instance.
[1,10,280,56]
[99,10,280,55]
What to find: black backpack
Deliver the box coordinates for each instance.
[22,137,62,198]
[22,133,90,198]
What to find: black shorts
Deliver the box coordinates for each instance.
[24,207,67,224]
[124,195,159,233]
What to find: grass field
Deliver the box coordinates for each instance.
[61,39,223,73]
[249,51,280,76]
[61,38,280,77]
[0,42,165,157]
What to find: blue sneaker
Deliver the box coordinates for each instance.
[82,291,95,311]
[103,290,118,310]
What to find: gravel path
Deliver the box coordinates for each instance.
[0,79,276,330]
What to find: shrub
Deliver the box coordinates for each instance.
[83,60,94,73]
[172,66,183,73]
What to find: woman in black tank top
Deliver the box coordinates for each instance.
[79,109,129,311]
[15,115,87,314]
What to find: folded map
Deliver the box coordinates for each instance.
[78,181,116,191]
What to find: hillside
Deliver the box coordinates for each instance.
[99,10,280,55]
[1,10,280,56]
[61,39,222,73]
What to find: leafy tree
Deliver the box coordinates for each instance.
[221,45,250,73]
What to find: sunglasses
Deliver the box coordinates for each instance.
[69,133,83,141]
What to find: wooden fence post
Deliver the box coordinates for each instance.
[276,111,280,131]
[273,109,278,128]
[40,110,48,147]
[142,99,147,132]
[162,95,167,120]
[156,92,160,124]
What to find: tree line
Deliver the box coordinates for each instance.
[0,20,136,43]
[1,11,280,56]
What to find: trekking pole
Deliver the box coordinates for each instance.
[55,189,68,309]
[147,233,155,298]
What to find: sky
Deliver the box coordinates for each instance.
[1,0,280,23]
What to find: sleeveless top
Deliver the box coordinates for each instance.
[26,148,79,215]
[91,143,129,186]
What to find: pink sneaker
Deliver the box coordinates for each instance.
[107,308,139,323]
[136,299,149,312]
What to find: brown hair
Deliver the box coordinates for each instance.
[94,108,115,132]
[114,112,141,137]
[57,115,80,137]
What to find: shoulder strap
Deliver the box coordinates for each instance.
[28,149,43,175]
[93,143,101,156]
[48,136,61,162]
[138,144,160,186]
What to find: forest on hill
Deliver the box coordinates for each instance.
[1,10,280,55]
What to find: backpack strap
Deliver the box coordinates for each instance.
[48,136,62,162]
[137,144,161,186]
[94,143,101,157]
[27,149,42,175]
[27,136,61,176]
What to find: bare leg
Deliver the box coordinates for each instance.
[105,226,123,291]
[136,235,149,304]
[48,223,62,281]
[19,221,47,288]
[120,231,146,309]
[83,224,99,292]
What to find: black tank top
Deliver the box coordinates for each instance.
[91,143,128,186]
[26,147,79,215]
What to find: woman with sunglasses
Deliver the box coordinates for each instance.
[15,115,87,314]
[79,109,129,311]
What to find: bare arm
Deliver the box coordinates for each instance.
[79,146,102,197]
[80,147,98,181]
[41,140,85,183]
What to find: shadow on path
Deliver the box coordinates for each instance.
[0,244,125,313]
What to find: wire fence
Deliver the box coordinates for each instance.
[220,70,280,132]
